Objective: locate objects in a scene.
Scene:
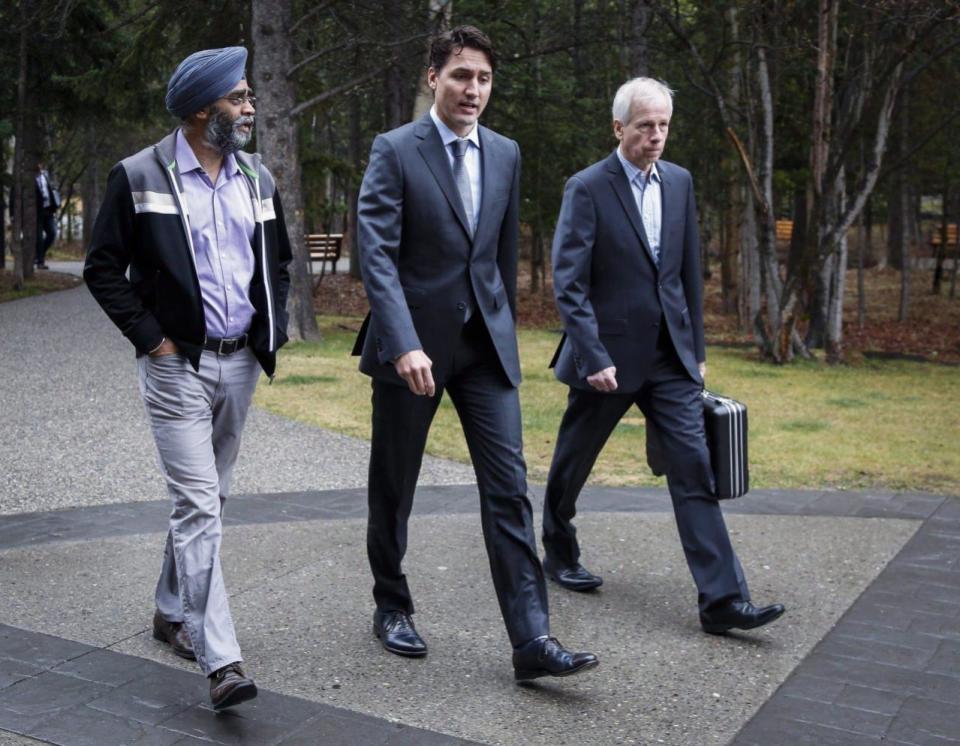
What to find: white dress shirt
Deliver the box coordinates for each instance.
[616,147,662,262]
[430,106,482,227]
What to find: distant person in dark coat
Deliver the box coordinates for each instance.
[35,163,59,269]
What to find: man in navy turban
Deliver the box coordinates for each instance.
[166,46,249,119]
[84,48,293,711]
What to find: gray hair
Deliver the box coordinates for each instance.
[612,77,674,123]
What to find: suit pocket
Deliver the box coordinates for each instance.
[598,318,628,336]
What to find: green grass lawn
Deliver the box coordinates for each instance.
[0,268,82,303]
[255,316,960,494]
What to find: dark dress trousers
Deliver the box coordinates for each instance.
[354,113,548,648]
[544,152,750,613]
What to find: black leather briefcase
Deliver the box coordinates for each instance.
[645,390,749,499]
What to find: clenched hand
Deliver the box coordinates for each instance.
[394,350,436,396]
[586,366,618,392]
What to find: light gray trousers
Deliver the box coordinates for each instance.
[137,347,260,675]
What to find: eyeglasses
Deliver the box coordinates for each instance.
[220,92,256,106]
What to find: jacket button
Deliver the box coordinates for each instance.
[456,302,466,310]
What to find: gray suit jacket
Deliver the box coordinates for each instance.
[550,152,705,392]
[354,113,522,387]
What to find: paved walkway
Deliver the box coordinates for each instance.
[0,277,957,744]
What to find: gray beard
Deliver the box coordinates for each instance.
[204,109,254,154]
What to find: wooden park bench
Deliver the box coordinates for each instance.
[929,224,958,252]
[305,233,343,281]
[775,219,794,243]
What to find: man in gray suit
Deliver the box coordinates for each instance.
[355,26,597,681]
[543,78,785,635]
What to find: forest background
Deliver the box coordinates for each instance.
[3,0,960,362]
[2,1,959,493]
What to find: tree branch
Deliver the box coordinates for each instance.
[289,0,337,35]
[288,65,389,118]
[287,31,431,79]
[823,58,904,251]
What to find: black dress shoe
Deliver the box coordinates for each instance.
[373,610,427,658]
[543,557,603,592]
[152,610,196,660]
[209,663,257,711]
[513,636,599,682]
[700,600,786,635]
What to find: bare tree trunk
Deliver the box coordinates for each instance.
[412,0,452,120]
[572,0,585,95]
[11,2,35,288]
[887,177,904,270]
[530,229,544,293]
[251,0,320,342]
[721,198,739,316]
[740,191,760,334]
[348,88,362,281]
[803,0,837,352]
[528,3,545,293]
[723,4,742,320]
[753,42,784,358]
[857,198,866,330]
[0,153,5,271]
[825,167,847,362]
[933,179,949,294]
[81,139,100,249]
[898,186,911,322]
[897,97,910,323]
[629,0,651,76]
[950,190,959,299]
[383,0,405,130]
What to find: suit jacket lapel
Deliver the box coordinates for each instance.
[472,127,500,246]
[415,114,472,239]
[657,162,672,270]
[605,152,657,269]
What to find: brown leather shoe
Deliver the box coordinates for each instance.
[209,663,258,711]
[152,610,196,660]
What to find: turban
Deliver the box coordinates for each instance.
[165,47,248,118]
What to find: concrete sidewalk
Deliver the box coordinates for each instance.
[1,280,957,744]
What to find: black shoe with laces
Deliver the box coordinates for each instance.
[512,636,598,682]
[373,610,427,658]
[700,600,786,635]
[543,557,604,592]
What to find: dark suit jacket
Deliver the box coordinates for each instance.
[550,152,705,392]
[353,113,522,388]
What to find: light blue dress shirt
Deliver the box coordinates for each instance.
[616,147,662,263]
[175,130,256,339]
[430,106,482,228]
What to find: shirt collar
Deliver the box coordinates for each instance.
[616,147,660,186]
[430,106,481,150]
[175,128,240,179]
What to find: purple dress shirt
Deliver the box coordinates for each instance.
[175,129,256,339]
